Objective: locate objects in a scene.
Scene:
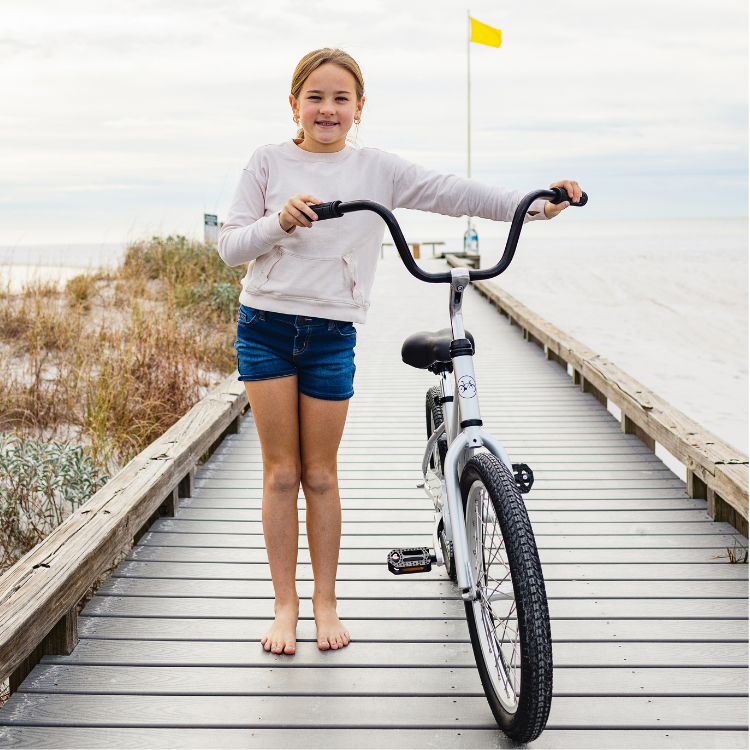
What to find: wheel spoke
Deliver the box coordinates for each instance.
[467,479,522,708]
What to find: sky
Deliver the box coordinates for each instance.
[1,0,747,246]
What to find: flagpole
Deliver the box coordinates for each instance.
[467,9,471,235]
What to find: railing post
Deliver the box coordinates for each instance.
[178,468,195,499]
[581,377,607,408]
[9,606,78,696]
[687,471,707,500]
[545,347,567,370]
[133,486,179,546]
[621,413,656,452]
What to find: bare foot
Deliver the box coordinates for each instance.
[261,601,299,654]
[313,597,350,650]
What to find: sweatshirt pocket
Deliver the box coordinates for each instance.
[245,248,363,307]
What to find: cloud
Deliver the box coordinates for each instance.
[0,0,746,244]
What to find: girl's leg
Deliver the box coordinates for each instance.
[245,375,301,655]
[299,393,351,650]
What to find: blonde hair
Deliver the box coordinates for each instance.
[291,48,365,142]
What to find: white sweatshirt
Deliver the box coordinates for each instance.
[219,139,548,324]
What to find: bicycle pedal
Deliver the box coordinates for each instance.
[387,547,435,575]
[512,463,534,494]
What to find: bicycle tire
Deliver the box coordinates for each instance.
[460,452,552,742]
[425,386,447,472]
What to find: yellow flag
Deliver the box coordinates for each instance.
[470,17,502,48]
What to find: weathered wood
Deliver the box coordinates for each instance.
[94,577,748,600]
[178,468,195,499]
[622,413,656,452]
[38,638,750,668]
[1,693,748,729]
[74,615,749,643]
[0,727,747,750]
[125,544,737,564]
[81,595,748,620]
[0,726,747,749]
[0,372,248,686]
[18,664,750,696]
[110,560,750,582]
[446,254,749,533]
[546,346,568,370]
[9,606,77,696]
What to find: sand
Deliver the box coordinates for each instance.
[0,265,98,295]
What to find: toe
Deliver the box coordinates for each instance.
[318,640,330,651]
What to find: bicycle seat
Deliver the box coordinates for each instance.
[401,328,475,370]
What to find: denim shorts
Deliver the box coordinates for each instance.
[234,305,356,401]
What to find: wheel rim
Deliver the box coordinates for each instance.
[465,479,521,713]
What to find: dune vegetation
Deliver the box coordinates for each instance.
[0,236,244,572]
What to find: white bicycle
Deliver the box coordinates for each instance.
[312,187,587,743]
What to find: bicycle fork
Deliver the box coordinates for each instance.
[442,268,513,601]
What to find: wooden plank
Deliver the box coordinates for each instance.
[111,561,750,582]
[179,497,712,511]
[137,531,748,549]
[76,616,749,643]
[0,727,746,750]
[82,596,748,620]
[39,638,750,668]
[148,519,741,536]
[188,489,701,500]
[94,577,748,600]
[127,545,738,565]
[196,469,681,482]
[1,693,748,729]
[19,664,749,696]
[171,509,722,524]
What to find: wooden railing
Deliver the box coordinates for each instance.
[447,255,749,537]
[0,373,248,694]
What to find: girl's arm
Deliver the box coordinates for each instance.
[218,169,293,266]
[390,156,550,223]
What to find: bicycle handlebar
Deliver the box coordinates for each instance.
[309,186,588,283]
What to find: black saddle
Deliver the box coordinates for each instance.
[402,328,475,370]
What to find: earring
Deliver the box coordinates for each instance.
[354,118,361,125]
[293,115,299,125]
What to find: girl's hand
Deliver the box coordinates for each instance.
[544,180,583,218]
[279,193,322,232]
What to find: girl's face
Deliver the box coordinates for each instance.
[290,63,364,152]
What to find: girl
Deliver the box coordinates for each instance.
[219,48,582,656]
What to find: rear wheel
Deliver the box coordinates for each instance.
[460,453,552,743]
[426,386,454,581]
[425,386,447,472]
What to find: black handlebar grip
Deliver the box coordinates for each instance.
[309,201,344,221]
[549,187,588,207]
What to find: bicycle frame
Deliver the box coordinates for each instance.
[309,188,587,601]
[422,266,514,601]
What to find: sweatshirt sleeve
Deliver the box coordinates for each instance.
[390,154,548,223]
[218,168,293,267]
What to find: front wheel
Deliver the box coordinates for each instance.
[460,453,552,743]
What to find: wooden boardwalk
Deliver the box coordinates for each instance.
[0,256,747,748]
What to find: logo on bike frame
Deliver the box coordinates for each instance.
[457,376,477,399]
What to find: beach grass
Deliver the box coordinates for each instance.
[0,236,244,572]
